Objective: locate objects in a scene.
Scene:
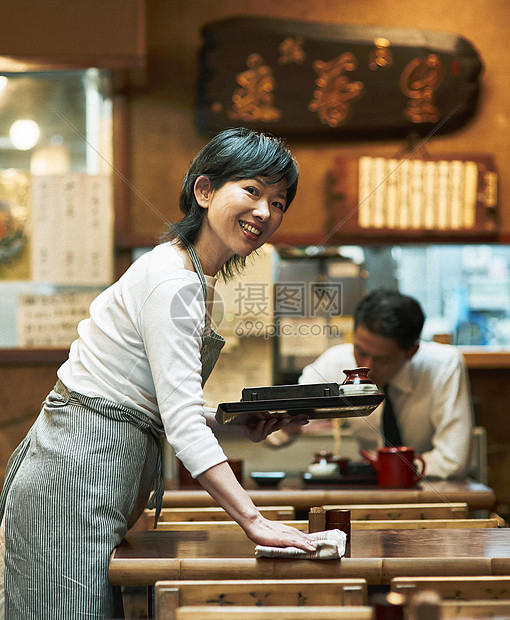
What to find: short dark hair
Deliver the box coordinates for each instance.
[354,288,425,349]
[162,127,299,280]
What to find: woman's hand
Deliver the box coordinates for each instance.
[231,412,309,443]
[241,513,317,552]
[231,413,287,442]
[203,406,309,443]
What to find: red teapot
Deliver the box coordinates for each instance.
[360,446,426,488]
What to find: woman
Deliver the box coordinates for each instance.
[0,128,315,618]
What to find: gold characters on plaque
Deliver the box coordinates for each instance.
[229,53,281,123]
[400,54,444,123]
[369,37,393,70]
[278,36,305,64]
[309,52,364,127]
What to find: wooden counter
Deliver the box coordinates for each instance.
[461,349,510,369]
[109,527,510,587]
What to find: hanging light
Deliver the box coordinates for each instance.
[9,119,40,150]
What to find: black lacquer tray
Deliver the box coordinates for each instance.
[216,386,384,425]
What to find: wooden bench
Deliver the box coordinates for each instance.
[321,503,469,520]
[439,599,510,617]
[391,575,510,599]
[144,505,295,525]
[352,518,499,530]
[174,606,375,619]
[153,517,498,531]
[407,589,510,619]
[161,506,296,521]
[155,520,307,531]
[155,578,368,620]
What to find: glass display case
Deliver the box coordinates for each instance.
[0,70,113,348]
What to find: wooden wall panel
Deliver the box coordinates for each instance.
[0,0,145,70]
[469,368,510,517]
[0,364,62,484]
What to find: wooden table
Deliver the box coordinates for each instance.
[162,478,496,515]
[109,527,510,588]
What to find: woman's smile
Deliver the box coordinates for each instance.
[239,219,262,239]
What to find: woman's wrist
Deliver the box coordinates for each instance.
[197,461,260,523]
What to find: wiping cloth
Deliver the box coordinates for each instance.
[255,529,346,560]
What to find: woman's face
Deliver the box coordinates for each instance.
[195,175,288,271]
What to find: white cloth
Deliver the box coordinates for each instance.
[58,242,227,478]
[255,529,346,560]
[299,341,473,479]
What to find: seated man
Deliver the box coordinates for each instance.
[298,288,474,479]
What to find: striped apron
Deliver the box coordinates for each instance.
[0,244,225,619]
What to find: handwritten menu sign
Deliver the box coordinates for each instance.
[358,156,479,230]
[17,291,98,348]
[31,174,113,285]
[327,154,499,239]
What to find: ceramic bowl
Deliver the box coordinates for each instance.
[250,471,286,487]
[306,462,339,478]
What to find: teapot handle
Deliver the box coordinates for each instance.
[413,453,426,482]
[360,449,378,470]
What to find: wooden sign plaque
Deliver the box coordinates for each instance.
[326,154,498,240]
[197,16,483,140]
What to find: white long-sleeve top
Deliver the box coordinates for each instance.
[58,242,227,478]
[299,341,474,479]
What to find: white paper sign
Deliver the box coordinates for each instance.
[17,291,98,348]
[31,174,113,285]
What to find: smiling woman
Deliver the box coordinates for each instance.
[162,127,298,279]
[0,127,315,619]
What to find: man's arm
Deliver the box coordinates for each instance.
[298,346,347,385]
[422,350,474,478]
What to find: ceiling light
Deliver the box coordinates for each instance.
[9,119,40,150]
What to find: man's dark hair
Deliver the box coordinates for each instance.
[354,288,425,349]
[162,127,299,280]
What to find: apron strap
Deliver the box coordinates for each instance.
[183,241,208,302]
[146,433,164,528]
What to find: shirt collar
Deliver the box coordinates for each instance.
[388,358,413,394]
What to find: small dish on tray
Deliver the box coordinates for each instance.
[340,383,380,396]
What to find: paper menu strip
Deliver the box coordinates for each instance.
[84,175,114,283]
[463,162,478,229]
[357,156,482,231]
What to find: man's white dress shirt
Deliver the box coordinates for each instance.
[299,341,473,479]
